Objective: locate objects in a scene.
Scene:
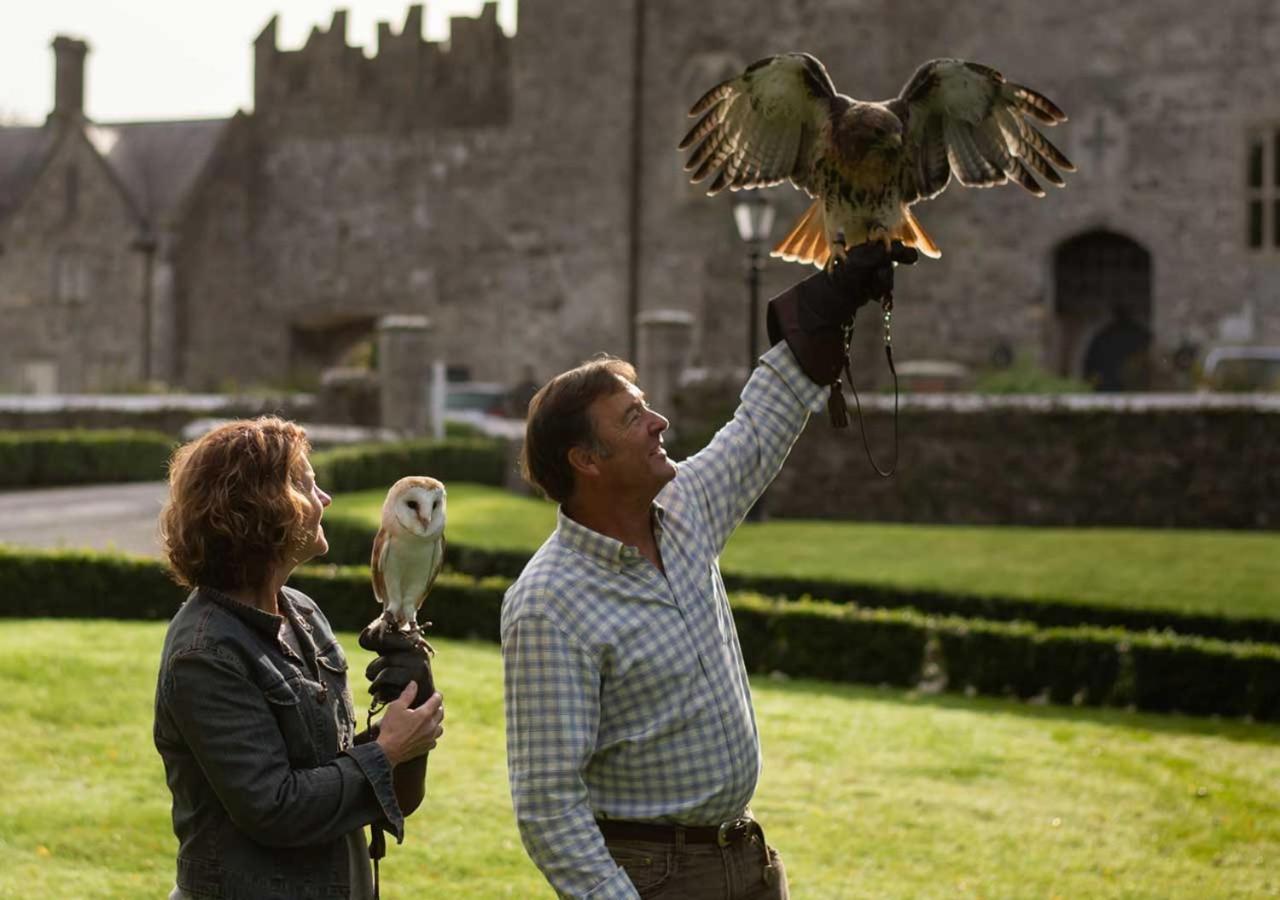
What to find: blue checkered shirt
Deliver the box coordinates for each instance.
[501,343,824,899]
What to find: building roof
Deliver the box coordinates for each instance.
[89,117,230,225]
[0,126,56,221]
[0,116,230,229]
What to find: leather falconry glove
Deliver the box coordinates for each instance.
[765,240,919,387]
[358,620,435,711]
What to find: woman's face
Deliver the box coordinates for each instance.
[291,460,332,566]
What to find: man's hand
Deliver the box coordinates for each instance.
[359,619,434,710]
[766,240,919,386]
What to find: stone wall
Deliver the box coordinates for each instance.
[671,373,1280,528]
[0,128,147,392]
[755,393,1280,529]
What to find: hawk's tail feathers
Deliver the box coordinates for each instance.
[771,199,832,269]
[896,206,942,259]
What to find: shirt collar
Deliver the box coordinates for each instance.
[555,502,667,573]
[195,584,295,639]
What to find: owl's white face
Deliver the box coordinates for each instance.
[394,484,446,538]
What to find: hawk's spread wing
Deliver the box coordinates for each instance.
[680,53,836,196]
[888,59,1074,205]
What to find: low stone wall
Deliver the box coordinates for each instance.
[0,394,316,437]
[692,389,1280,528]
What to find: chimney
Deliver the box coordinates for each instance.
[49,36,89,123]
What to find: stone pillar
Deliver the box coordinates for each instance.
[377,315,435,435]
[636,309,695,423]
[147,229,178,385]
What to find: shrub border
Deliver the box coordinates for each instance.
[3,547,1276,722]
[0,429,175,488]
[319,512,1280,644]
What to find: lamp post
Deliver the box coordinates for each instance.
[733,193,775,372]
[733,193,774,522]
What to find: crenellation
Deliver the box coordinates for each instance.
[254,2,510,131]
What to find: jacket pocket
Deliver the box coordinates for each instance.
[262,672,322,766]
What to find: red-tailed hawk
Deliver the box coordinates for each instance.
[680,54,1074,268]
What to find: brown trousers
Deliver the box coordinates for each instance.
[604,822,789,900]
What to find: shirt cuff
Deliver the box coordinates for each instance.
[583,865,642,900]
[759,341,827,414]
[344,741,405,842]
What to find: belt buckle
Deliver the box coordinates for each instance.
[717,817,748,847]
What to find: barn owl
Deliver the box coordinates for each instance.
[371,476,446,650]
[680,54,1073,268]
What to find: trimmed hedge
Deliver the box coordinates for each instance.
[0,546,504,641]
[0,430,175,488]
[317,519,1280,645]
[4,546,1278,721]
[310,437,507,493]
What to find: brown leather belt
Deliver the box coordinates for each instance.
[596,816,758,847]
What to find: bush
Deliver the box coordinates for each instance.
[310,437,508,493]
[971,354,1093,394]
[937,619,1127,704]
[317,531,1280,646]
[1127,632,1280,718]
[4,547,1278,721]
[0,430,175,488]
[0,545,505,641]
[733,594,926,686]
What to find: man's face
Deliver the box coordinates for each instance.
[585,378,676,498]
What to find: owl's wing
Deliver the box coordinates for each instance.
[888,58,1074,205]
[408,534,446,616]
[430,535,445,599]
[370,527,391,607]
[679,52,835,196]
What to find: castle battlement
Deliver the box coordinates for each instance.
[252,4,510,132]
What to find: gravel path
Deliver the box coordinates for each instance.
[0,482,168,558]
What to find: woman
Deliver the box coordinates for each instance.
[153,417,443,899]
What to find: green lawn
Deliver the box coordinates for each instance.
[328,484,1280,620]
[2,620,1277,899]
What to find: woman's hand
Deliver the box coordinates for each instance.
[375,683,444,766]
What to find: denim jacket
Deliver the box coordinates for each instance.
[154,585,401,899]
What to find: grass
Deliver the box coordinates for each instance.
[2,620,1278,899]
[327,484,1280,621]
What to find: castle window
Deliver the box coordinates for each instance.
[1246,128,1280,250]
[65,164,79,220]
[53,248,89,302]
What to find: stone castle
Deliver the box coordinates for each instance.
[1,1,1277,396]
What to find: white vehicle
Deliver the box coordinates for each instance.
[1200,347,1280,392]
[445,382,526,439]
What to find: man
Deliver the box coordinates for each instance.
[502,243,917,899]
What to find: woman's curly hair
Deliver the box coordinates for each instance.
[160,417,314,591]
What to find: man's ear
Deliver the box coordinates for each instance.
[567,444,598,479]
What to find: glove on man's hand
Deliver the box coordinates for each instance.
[358,619,435,710]
[766,241,919,386]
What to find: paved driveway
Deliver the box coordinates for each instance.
[0,482,168,558]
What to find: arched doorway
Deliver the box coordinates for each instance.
[1053,230,1152,391]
